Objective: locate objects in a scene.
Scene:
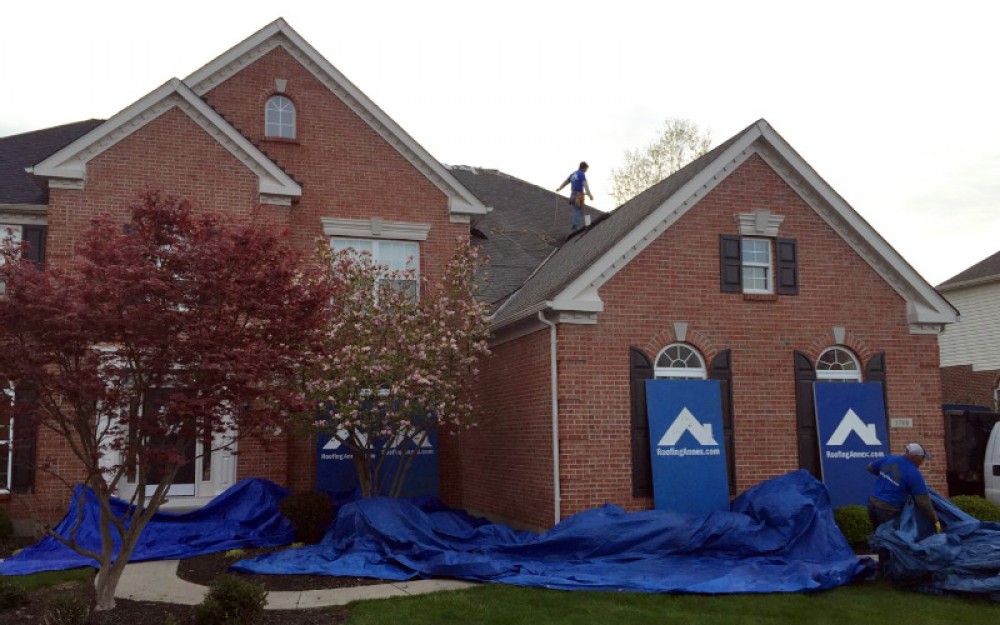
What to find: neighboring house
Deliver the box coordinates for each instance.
[440,121,957,528]
[0,19,959,531]
[0,19,488,525]
[938,251,1000,409]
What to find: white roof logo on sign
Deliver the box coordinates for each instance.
[322,428,432,450]
[658,407,719,447]
[826,409,882,446]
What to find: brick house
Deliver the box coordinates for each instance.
[442,123,958,529]
[1,19,958,531]
[0,19,487,527]
[938,252,1000,409]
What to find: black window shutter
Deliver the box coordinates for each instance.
[20,226,47,269]
[793,351,821,479]
[866,352,891,449]
[629,347,654,497]
[719,235,742,293]
[708,349,736,495]
[11,387,39,493]
[776,238,798,296]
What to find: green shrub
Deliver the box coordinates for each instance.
[223,548,246,561]
[42,594,90,625]
[279,492,334,544]
[950,495,1000,522]
[833,505,873,547]
[194,575,267,625]
[0,508,13,540]
[0,577,29,611]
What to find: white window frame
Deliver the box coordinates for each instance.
[654,343,707,380]
[0,224,23,296]
[1,385,14,493]
[330,238,421,299]
[816,346,862,382]
[741,237,773,294]
[264,95,296,139]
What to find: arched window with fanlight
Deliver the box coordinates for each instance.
[654,343,707,380]
[265,95,296,139]
[816,346,862,382]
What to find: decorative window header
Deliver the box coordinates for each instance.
[321,217,430,242]
[736,209,784,237]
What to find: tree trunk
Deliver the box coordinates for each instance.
[93,557,129,611]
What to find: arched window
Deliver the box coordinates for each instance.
[265,95,296,139]
[816,346,862,382]
[654,343,706,380]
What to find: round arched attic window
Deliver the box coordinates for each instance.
[816,346,862,382]
[654,343,707,380]
[265,95,296,139]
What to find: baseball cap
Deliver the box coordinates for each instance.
[904,442,932,459]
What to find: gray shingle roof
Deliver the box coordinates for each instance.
[491,127,747,326]
[449,167,600,307]
[0,120,104,204]
[938,250,1000,290]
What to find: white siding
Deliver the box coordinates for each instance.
[940,281,1000,370]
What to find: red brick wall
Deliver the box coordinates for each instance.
[941,365,999,408]
[439,329,556,529]
[458,154,946,525]
[6,45,466,524]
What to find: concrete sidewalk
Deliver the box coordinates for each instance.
[115,560,476,609]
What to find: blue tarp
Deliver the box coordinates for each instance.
[870,492,1000,599]
[234,470,872,593]
[0,478,295,576]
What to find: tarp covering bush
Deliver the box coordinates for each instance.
[234,470,872,593]
[870,492,1000,599]
[0,479,294,576]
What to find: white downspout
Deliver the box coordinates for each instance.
[538,311,561,524]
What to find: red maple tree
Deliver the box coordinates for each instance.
[0,190,333,610]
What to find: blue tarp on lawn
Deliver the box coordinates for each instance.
[870,492,1000,599]
[234,470,872,593]
[0,478,295,576]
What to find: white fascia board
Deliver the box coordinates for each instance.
[184,19,487,218]
[31,79,301,202]
[754,121,957,326]
[32,79,180,180]
[551,127,763,308]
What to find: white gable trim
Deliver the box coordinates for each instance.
[547,120,957,332]
[184,19,488,219]
[547,129,761,317]
[30,79,301,205]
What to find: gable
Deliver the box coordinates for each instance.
[184,19,487,221]
[492,120,956,334]
[30,79,301,205]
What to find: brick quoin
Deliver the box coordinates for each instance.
[8,45,467,524]
[453,155,947,526]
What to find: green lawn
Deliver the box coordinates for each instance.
[345,580,1000,625]
[5,567,94,590]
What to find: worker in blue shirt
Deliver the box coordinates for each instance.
[556,161,593,231]
[867,442,941,533]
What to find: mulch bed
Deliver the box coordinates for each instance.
[177,545,394,592]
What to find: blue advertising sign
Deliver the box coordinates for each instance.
[814,382,889,507]
[316,428,439,498]
[645,379,729,514]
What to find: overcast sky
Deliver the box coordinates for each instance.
[2,0,997,286]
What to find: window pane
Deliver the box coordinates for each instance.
[742,239,769,263]
[743,266,767,290]
[331,239,373,255]
[265,96,296,139]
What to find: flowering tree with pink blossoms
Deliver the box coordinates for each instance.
[304,240,490,497]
